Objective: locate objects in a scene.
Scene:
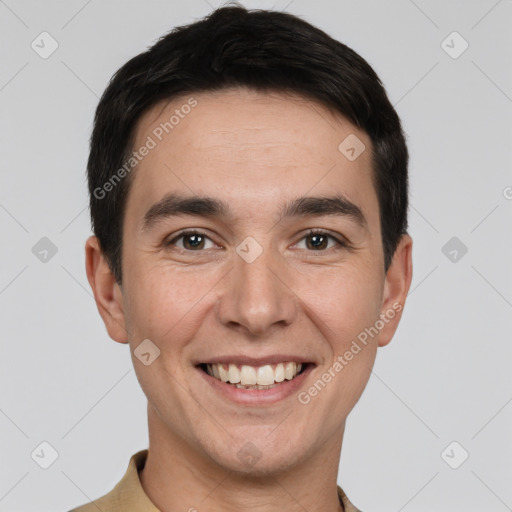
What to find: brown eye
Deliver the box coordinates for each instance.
[166,230,215,251]
[306,233,329,250]
[182,233,205,250]
[296,230,346,251]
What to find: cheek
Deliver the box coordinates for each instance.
[298,259,383,347]
[124,263,218,344]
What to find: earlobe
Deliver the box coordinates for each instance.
[377,234,413,347]
[85,235,129,344]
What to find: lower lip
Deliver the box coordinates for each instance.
[197,365,313,405]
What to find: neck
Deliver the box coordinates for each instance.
[139,404,345,512]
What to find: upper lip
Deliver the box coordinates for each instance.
[196,355,315,366]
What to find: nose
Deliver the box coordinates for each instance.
[216,242,297,337]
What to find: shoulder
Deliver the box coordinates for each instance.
[68,493,114,512]
[338,485,364,512]
[67,449,151,512]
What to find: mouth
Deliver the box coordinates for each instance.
[198,361,309,390]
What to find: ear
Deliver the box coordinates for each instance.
[377,234,413,348]
[85,235,128,344]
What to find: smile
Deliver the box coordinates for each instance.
[200,362,305,390]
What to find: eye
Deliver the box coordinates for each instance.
[165,230,217,251]
[164,228,348,253]
[294,229,347,251]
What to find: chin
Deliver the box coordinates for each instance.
[202,428,310,478]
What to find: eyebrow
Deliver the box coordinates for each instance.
[141,193,368,232]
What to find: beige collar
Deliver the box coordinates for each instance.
[70,449,361,511]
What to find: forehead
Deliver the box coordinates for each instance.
[125,88,378,228]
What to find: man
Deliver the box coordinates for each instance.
[72,4,413,511]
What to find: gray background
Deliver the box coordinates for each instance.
[1,0,511,511]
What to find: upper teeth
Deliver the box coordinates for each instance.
[206,362,302,386]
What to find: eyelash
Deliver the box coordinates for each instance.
[165,228,348,253]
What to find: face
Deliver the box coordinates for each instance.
[87,87,412,476]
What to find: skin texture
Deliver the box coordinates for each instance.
[85,87,413,512]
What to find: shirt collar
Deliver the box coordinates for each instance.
[100,449,361,511]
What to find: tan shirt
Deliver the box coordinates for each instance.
[69,449,361,512]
